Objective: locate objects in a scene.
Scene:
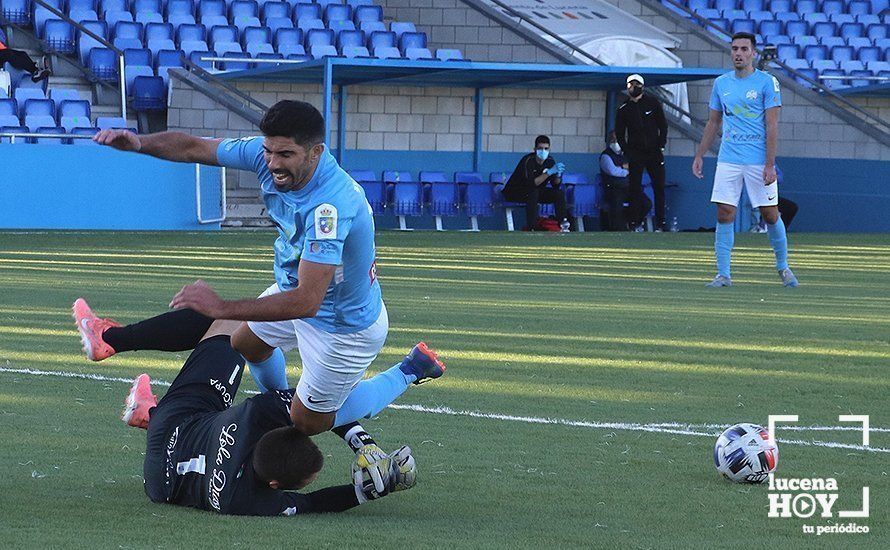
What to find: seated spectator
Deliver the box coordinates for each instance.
[0,28,51,82]
[600,131,630,231]
[502,135,570,232]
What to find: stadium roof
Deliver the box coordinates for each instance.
[214,57,724,90]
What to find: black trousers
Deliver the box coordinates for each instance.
[628,150,666,227]
[503,184,568,229]
[0,48,39,74]
[603,184,629,231]
[778,197,798,229]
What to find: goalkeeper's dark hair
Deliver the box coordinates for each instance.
[253,427,324,489]
[259,100,325,148]
[731,31,756,48]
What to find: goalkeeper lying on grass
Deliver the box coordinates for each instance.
[83,314,419,515]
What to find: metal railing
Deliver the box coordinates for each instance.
[183,55,270,113]
[30,0,127,119]
[0,131,94,143]
[658,0,890,136]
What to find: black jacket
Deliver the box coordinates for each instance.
[614,94,668,157]
[504,152,558,193]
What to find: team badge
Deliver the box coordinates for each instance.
[314,203,338,240]
[746,90,758,100]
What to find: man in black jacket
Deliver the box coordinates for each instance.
[614,74,668,231]
[502,135,570,231]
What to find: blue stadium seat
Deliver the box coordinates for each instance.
[759,20,783,37]
[324,3,350,24]
[252,51,283,68]
[209,25,239,48]
[266,17,294,38]
[246,42,274,57]
[96,116,128,129]
[713,0,737,12]
[145,22,174,43]
[262,1,289,21]
[775,12,800,24]
[242,26,271,47]
[180,39,209,58]
[848,69,873,86]
[424,175,458,218]
[803,13,828,25]
[188,49,212,69]
[157,48,185,69]
[405,47,433,60]
[305,28,334,48]
[368,30,396,50]
[436,48,464,61]
[104,10,133,30]
[316,0,343,10]
[820,68,847,89]
[351,171,386,214]
[811,58,837,71]
[359,20,386,34]
[731,19,756,34]
[25,114,56,131]
[168,14,197,27]
[858,46,881,62]
[720,8,745,21]
[822,0,845,14]
[764,34,791,45]
[840,59,866,72]
[696,8,720,20]
[123,47,152,66]
[58,99,91,121]
[0,112,19,127]
[200,14,228,28]
[309,44,338,58]
[831,45,855,62]
[867,24,888,41]
[230,0,258,19]
[34,126,66,144]
[34,5,61,37]
[867,60,890,73]
[0,125,29,143]
[125,64,154,90]
[166,0,195,18]
[232,15,260,31]
[284,50,310,60]
[24,98,54,118]
[297,17,325,32]
[340,45,369,57]
[274,27,303,50]
[136,11,164,24]
[564,174,597,218]
[777,43,800,59]
[47,88,78,104]
[841,22,866,40]
[70,126,100,144]
[44,20,76,54]
[783,58,809,73]
[336,29,364,49]
[1,0,30,25]
[785,19,809,37]
[0,98,17,117]
[748,11,771,25]
[113,37,143,51]
[848,0,872,16]
[768,0,792,11]
[373,45,400,59]
[829,14,855,26]
[148,39,177,60]
[353,5,381,24]
[793,35,818,46]
[176,23,206,46]
[391,180,422,218]
[132,0,161,15]
[214,40,242,55]
[812,22,837,39]
[741,0,764,9]
[389,21,416,38]
[804,44,828,61]
[329,20,356,33]
[846,36,872,49]
[293,2,321,22]
[219,50,248,70]
[820,36,845,49]
[795,0,817,13]
[199,0,226,19]
[14,89,47,119]
[856,15,881,27]
[685,0,709,10]
[114,20,144,42]
[347,0,374,6]
[78,20,109,65]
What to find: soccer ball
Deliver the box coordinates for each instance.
[713,423,778,483]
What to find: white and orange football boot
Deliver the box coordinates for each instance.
[72,298,121,361]
[121,374,157,430]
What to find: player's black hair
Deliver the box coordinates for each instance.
[253,427,324,489]
[731,32,757,48]
[535,135,551,148]
[259,100,325,148]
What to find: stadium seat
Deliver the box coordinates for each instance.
[424,174,458,225]
[804,44,828,62]
[278,43,307,57]
[811,58,837,71]
[96,116,128,129]
[24,98,55,119]
[0,125,29,143]
[219,50,248,71]
[104,10,133,30]
[166,0,195,18]
[0,98,17,118]
[373,46,400,59]
[34,6,60,37]
[188,50,213,69]
[777,44,800,59]
[130,75,167,110]
[340,45,369,57]
[200,15,228,28]
[168,14,197,27]
[44,20,76,54]
[436,49,464,61]
[324,3,351,24]
[748,11,772,26]
[819,36,846,49]
[389,21,416,38]
[867,60,890,73]
[713,0,736,12]
[812,22,837,39]
[829,14,855,26]
[846,37,873,50]
[856,15,881,27]
[113,37,143,51]
[351,171,386,215]
[768,0,792,10]
[274,28,304,50]
[359,20,386,34]
[848,0,872,16]
[78,20,110,65]
[316,0,343,11]
[14,88,46,118]
[329,20,356,34]
[848,69,873,86]
[305,28,335,48]
[145,22,174,43]
[199,0,226,19]
[262,1,289,22]
[293,3,321,22]
[764,35,791,46]
[795,0,817,14]
[125,65,154,90]
[858,46,881,62]
[297,17,325,33]
[1,0,30,25]
[176,23,207,47]
[731,19,756,34]
[136,12,164,24]
[34,125,67,144]
[209,25,239,48]
[69,126,99,144]
[148,39,177,61]
[405,47,433,60]
[720,9,745,21]
[265,17,294,38]
[368,30,396,50]
[25,114,56,131]
[246,42,274,58]
[309,44,338,58]
[113,21,143,42]
[775,12,800,25]
[132,0,161,15]
[831,45,855,63]
[841,22,866,40]
[230,0,258,19]
[821,0,844,15]
[792,35,818,46]
[867,24,888,41]
[391,180,423,228]
[57,99,91,121]
[785,20,809,38]
[819,68,847,89]
[242,25,272,47]
[353,5,382,24]
[336,29,365,50]
[180,39,210,59]
[233,15,261,32]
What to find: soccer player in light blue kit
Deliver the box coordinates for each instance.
[92,100,445,441]
[692,32,798,288]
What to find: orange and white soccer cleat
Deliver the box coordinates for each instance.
[121,374,157,430]
[72,298,121,361]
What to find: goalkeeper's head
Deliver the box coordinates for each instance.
[253,427,324,490]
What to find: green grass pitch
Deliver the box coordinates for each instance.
[0,230,887,548]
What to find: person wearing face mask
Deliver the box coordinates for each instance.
[599,131,631,231]
[614,74,668,231]
[502,135,571,231]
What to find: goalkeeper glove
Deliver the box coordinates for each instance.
[352,445,417,503]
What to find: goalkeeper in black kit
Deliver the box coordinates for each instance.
[88,315,419,516]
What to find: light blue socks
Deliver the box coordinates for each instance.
[715,221,735,278]
[247,347,289,393]
[767,217,789,271]
[332,363,414,428]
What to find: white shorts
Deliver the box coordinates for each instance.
[247,283,389,413]
[710,162,779,208]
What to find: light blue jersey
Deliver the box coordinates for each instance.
[216,137,382,334]
[708,69,782,165]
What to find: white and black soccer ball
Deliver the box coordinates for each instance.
[713,423,778,483]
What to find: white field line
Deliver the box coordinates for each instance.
[2,366,888,454]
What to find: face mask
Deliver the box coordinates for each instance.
[610,142,621,154]
[535,149,549,161]
[629,86,643,98]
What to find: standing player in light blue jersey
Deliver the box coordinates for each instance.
[92,100,445,442]
[692,32,798,288]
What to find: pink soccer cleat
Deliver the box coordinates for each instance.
[72,298,121,361]
[121,374,157,430]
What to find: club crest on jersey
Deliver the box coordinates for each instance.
[315,203,337,240]
[746,90,758,100]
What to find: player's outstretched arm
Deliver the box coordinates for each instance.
[93,129,222,165]
[692,109,723,179]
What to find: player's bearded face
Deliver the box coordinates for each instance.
[730,40,755,69]
[263,137,320,192]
